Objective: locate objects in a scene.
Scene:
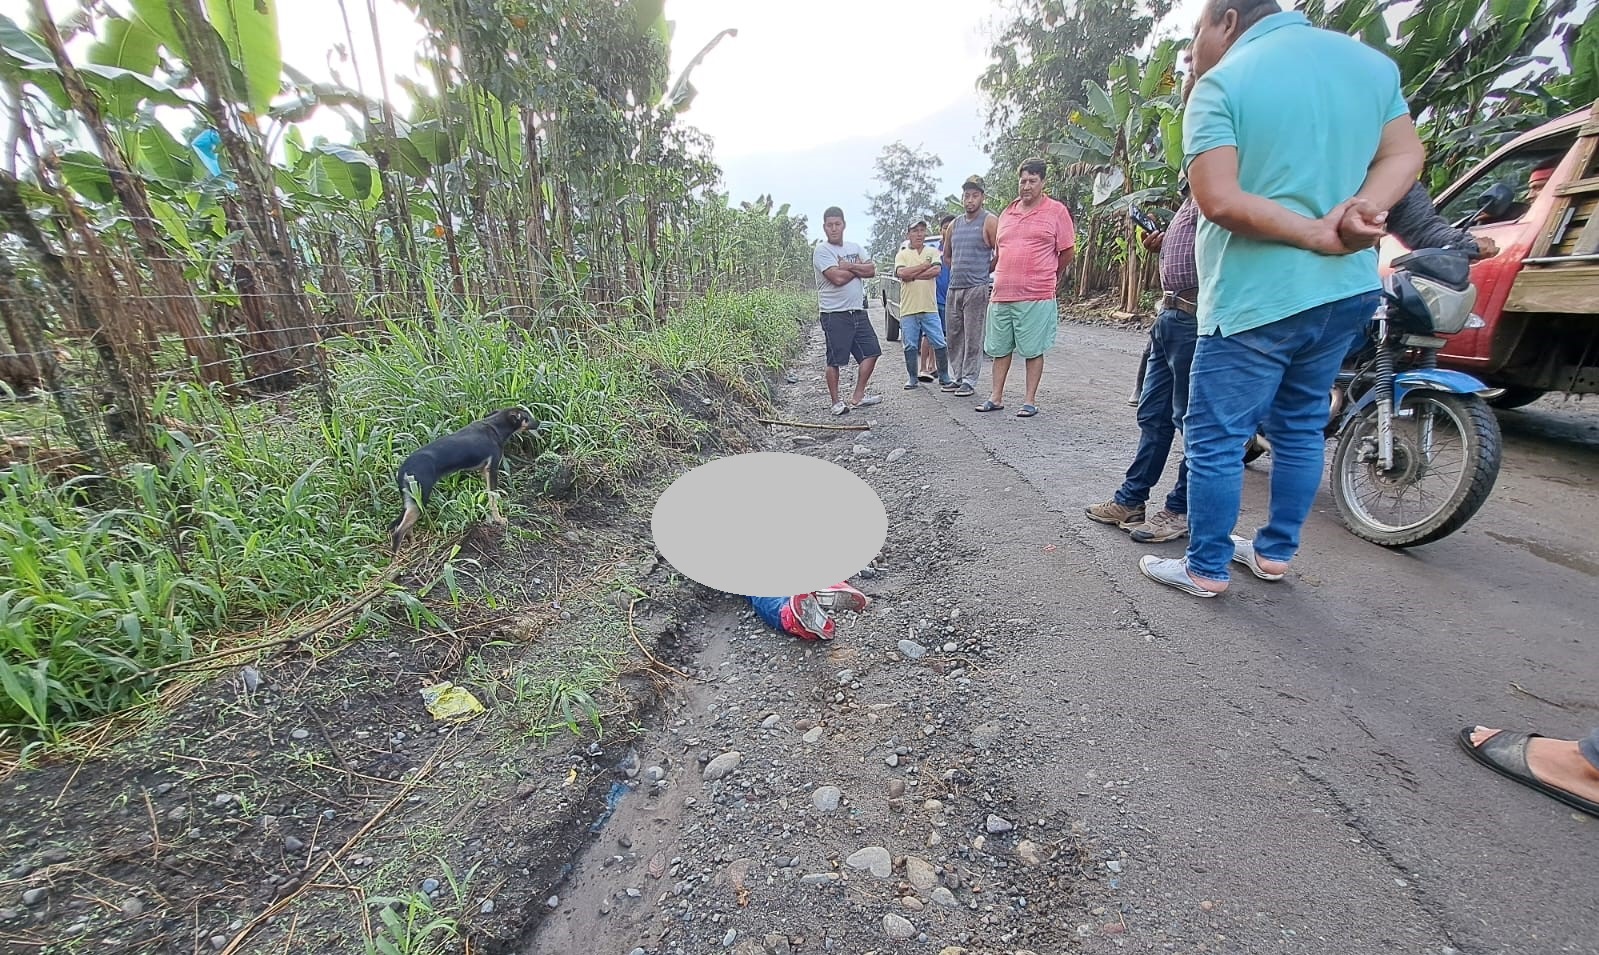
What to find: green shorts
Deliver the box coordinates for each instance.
[984,299,1058,360]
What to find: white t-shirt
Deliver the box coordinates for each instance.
[813,241,868,313]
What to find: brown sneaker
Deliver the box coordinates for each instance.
[1129,509,1189,543]
[1085,500,1145,529]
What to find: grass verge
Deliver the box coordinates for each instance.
[0,288,813,747]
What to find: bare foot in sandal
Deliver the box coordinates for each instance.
[1460,726,1599,817]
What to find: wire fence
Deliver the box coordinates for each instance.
[2,218,806,472]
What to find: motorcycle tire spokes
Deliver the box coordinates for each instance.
[1331,390,1501,548]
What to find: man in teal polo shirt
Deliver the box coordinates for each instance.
[1138,0,1425,598]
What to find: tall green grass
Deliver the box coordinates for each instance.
[0,289,811,743]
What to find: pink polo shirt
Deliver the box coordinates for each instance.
[992,195,1076,303]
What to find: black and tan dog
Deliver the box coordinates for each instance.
[389,406,536,551]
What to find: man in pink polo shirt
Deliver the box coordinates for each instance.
[976,158,1076,419]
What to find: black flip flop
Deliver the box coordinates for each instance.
[1456,726,1599,819]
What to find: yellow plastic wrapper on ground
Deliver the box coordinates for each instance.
[420,682,486,722]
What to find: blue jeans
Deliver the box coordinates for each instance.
[1182,291,1379,581]
[901,312,947,352]
[1115,308,1197,515]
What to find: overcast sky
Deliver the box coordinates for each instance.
[664,0,1213,239]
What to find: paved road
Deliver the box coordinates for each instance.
[862,309,1597,953]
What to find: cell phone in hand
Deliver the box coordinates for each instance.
[1128,205,1160,234]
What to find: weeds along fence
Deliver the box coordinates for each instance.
[0,204,814,471]
[0,273,817,744]
[1,139,820,749]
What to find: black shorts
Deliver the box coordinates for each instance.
[820,310,882,368]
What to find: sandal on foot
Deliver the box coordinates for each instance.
[975,400,1005,412]
[1230,535,1285,580]
[1457,727,1599,819]
[918,373,935,382]
[1138,556,1222,598]
[1016,404,1039,418]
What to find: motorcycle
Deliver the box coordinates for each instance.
[1250,242,1502,547]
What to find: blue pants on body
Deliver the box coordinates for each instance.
[1182,291,1379,581]
[1115,308,1197,516]
[900,311,947,352]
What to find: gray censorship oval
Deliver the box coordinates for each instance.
[650,452,887,596]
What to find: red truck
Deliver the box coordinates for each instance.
[1379,99,1599,408]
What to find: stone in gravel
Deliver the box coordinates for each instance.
[886,448,907,463]
[1105,860,1123,874]
[852,444,874,457]
[800,873,838,885]
[802,727,824,745]
[845,846,893,878]
[214,794,236,808]
[0,909,18,921]
[943,642,958,652]
[812,786,842,812]
[420,879,440,894]
[1015,840,1043,866]
[904,857,938,891]
[901,896,924,911]
[985,814,1014,833]
[480,899,495,915]
[36,848,69,865]
[283,837,305,853]
[760,714,781,729]
[121,898,144,916]
[629,949,647,955]
[883,914,916,940]
[723,928,737,947]
[897,639,926,659]
[885,754,900,767]
[703,751,742,781]
[545,895,559,909]
[644,766,666,782]
[886,779,906,798]
[930,887,958,908]
[290,728,310,741]
[21,888,47,906]
[969,721,1003,749]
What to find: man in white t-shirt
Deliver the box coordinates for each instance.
[813,207,883,416]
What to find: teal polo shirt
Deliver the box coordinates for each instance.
[1182,11,1410,337]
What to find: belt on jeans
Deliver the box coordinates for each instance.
[1161,289,1198,314]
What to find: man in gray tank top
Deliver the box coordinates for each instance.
[941,176,998,397]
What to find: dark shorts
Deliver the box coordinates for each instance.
[820,310,882,368]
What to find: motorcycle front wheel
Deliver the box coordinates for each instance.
[1330,390,1502,547]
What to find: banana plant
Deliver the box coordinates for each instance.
[1047,37,1184,217]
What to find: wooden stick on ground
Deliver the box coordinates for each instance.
[217,743,450,955]
[628,598,692,681]
[756,417,870,432]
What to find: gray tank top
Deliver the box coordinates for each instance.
[948,210,994,289]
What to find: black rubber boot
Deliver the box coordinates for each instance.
[904,349,920,388]
[935,347,951,385]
